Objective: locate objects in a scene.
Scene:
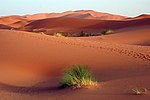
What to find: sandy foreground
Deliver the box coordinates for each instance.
[0,25,150,100]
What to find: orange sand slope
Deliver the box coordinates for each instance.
[21,17,150,34]
[0,24,12,29]
[0,11,149,33]
[0,10,127,29]
[0,28,150,100]
[79,25,150,46]
[24,10,127,20]
[0,16,27,25]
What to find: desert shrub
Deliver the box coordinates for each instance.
[53,32,64,37]
[66,33,78,37]
[39,32,45,35]
[71,34,79,37]
[86,33,95,37]
[60,64,97,89]
[101,29,113,35]
[78,31,86,37]
[66,33,72,37]
[10,28,14,30]
[105,29,113,34]
[131,87,148,95]
[97,33,102,36]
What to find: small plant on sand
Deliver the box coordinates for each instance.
[131,87,148,95]
[101,29,113,35]
[53,32,64,37]
[86,33,95,37]
[40,32,45,35]
[59,64,98,89]
[105,29,113,34]
[79,31,85,37]
[10,28,14,30]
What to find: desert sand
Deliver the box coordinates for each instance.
[0,10,150,100]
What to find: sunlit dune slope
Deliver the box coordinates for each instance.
[0,29,150,86]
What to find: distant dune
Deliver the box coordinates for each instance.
[10,20,33,28]
[0,24,12,29]
[0,10,127,27]
[0,10,149,35]
[24,10,127,20]
[20,17,150,35]
[0,15,27,25]
[0,10,150,34]
[126,14,150,20]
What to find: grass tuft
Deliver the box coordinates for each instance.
[53,32,64,37]
[131,87,148,95]
[59,64,98,89]
[101,29,113,35]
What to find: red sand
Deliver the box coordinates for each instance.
[0,11,150,100]
[20,17,150,35]
[0,24,12,29]
[0,28,150,99]
[24,10,126,20]
[0,16,27,25]
[79,25,150,46]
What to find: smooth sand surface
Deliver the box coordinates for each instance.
[0,10,127,30]
[79,25,150,46]
[0,24,12,29]
[0,16,27,25]
[0,26,150,99]
[24,10,126,20]
[20,17,150,35]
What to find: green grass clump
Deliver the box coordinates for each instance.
[86,33,95,37]
[132,87,148,95]
[101,29,113,35]
[53,32,64,37]
[60,64,97,89]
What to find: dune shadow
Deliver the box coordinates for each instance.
[0,80,63,94]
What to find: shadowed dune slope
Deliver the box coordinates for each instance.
[0,24,12,29]
[9,20,33,28]
[21,17,150,34]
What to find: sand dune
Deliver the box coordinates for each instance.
[103,25,150,46]
[0,15,27,25]
[80,25,150,46]
[0,29,150,100]
[0,11,149,34]
[21,17,150,34]
[24,10,126,20]
[0,10,127,31]
[126,14,150,20]
[60,10,126,20]
[9,20,33,28]
[0,24,12,29]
